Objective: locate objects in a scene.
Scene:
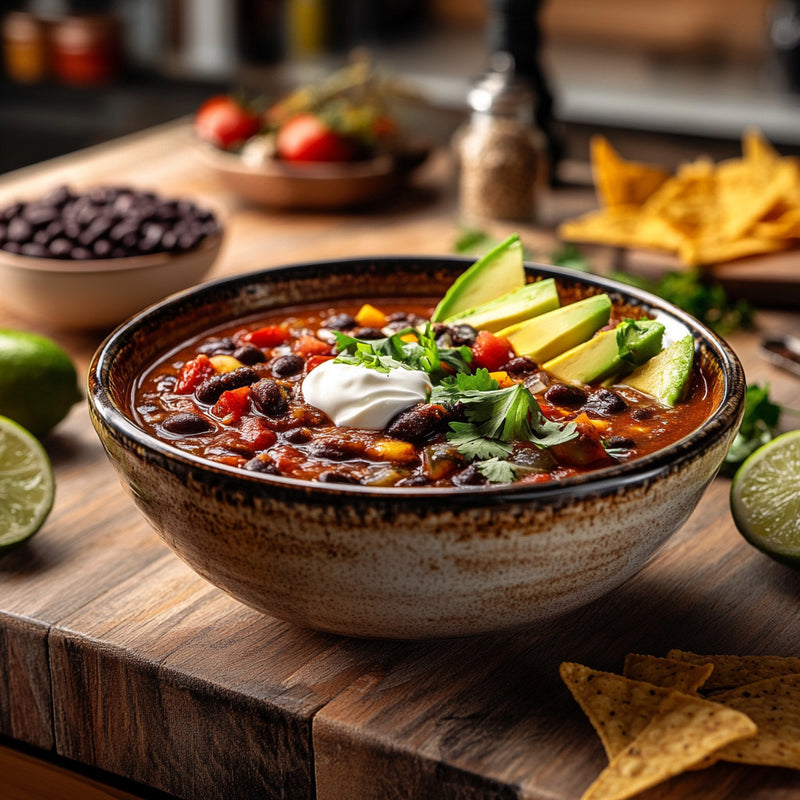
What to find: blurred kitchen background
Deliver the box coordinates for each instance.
[4,0,800,175]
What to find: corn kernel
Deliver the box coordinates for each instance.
[367,439,417,462]
[209,355,243,373]
[355,303,388,329]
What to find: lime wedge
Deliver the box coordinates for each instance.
[0,415,54,554]
[730,429,800,567]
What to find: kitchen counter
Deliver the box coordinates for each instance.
[0,121,799,799]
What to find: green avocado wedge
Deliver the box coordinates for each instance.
[544,318,665,386]
[498,294,612,364]
[431,234,525,323]
[444,279,560,332]
[617,334,694,407]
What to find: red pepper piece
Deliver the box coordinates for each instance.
[470,330,515,373]
[175,353,215,394]
[212,386,251,423]
[239,416,277,450]
[245,326,290,347]
[305,354,335,372]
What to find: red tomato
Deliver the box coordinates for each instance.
[245,326,290,347]
[175,354,215,394]
[293,334,332,359]
[470,330,515,373]
[212,386,251,423]
[276,114,357,163]
[194,95,260,150]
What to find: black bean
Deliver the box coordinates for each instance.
[283,427,311,444]
[271,354,303,377]
[2,241,21,253]
[161,412,213,435]
[251,379,289,416]
[387,403,453,445]
[583,388,628,416]
[631,407,654,421]
[452,464,487,486]
[47,238,73,258]
[504,356,538,375]
[396,474,431,487]
[233,344,266,365]
[322,312,357,330]
[23,203,60,227]
[350,327,384,340]
[318,470,361,484]
[19,242,49,257]
[6,217,32,242]
[195,367,258,404]
[70,246,93,260]
[544,383,588,407]
[243,456,280,474]
[93,239,113,258]
[197,337,236,356]
[308,440,361,461]
[606,435,636,450]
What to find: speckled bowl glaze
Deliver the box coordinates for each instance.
[88,258,745,639]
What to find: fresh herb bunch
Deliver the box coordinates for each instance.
[722,383,790,476]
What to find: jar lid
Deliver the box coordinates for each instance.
[467,52,534,116]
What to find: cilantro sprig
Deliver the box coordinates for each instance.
[333,323,472,381]
[431,370,577,482]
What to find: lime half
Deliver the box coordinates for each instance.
[0,415,54,554]
[731,429,800,567]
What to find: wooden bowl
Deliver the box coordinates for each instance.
[88,258,745,639]
[194,142,429,210]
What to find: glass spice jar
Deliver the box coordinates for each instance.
[455,52,547,226]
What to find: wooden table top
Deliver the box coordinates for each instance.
[1,120,799,800]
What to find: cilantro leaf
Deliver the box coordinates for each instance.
[477,458,519,484]
[722,383,783,475]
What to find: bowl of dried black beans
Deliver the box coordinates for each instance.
[0,184,225,331]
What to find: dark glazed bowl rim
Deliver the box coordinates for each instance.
[88,256,746,509]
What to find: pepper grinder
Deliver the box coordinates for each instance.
[455,51,547,226]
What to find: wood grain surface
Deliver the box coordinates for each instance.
[0,121,799,799]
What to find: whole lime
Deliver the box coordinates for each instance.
[0,329,82,438]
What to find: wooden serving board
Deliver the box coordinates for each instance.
[1,122,800,799]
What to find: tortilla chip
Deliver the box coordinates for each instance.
[743,127,781,164]
[679,234,789,267]
[711,673,800,769]
[666,650,800,691]
[580,692,757,800]
[591,136,670,209]
[623,653,713,694]
[558,207,684,253]
[560,662,672,759]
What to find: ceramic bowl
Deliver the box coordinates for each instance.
[0,232,224,331]
[194,141,429,210]
[88,258,745,639]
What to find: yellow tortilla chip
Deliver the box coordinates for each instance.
[679,234,789,267]
[666,650,800,691]
[580,692,757,800]
[560,662,672,759]
[743,127,781,164]
[622,653,713,694]
[558,207,684,253]
[712,673,800,769]
[591,136,670,209]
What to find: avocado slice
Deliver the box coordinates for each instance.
[617,334,694,406]
[544,318,665,385]
[445,279,560,332]
[431,234,525,323]
[498,294,612,363]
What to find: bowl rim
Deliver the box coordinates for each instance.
[88,256,746,506]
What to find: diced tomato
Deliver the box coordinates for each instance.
[471,330,515,373]
[238,416,277,450]
[175,354,215,394]
[293,334,332,359]
[519,472,555,484]
[245,326,290,347]
[212,386,251,423]
[305,354,335,372]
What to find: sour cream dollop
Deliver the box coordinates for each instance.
[301,360,432,430]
